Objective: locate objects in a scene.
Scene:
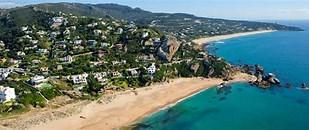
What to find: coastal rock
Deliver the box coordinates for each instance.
[264,73,280,85]
[156,36,180,62]
[253,72,281,88]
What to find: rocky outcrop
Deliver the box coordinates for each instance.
[243,64,281,88]
[190,63,200,74]
[265,73,281,85]
[253,72,281,88]
[156,36,180,62]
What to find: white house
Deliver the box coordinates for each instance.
[59,55,73,63]
[101,42,109,47]
[74,40,83,45]
[93,72,108,84]
[0,68,14,81]
[147,63,156,75]
[0,86,16,103]
[51,17,65,28]
[63,29,70,35]
[93,72,108,79]
[0,41,5,48]
[70,73,89,84]
[94,30,102,36]
[117,28,124,34]
[17,51,26,56]
[36,49,49,54]
[21,26,29,31]
[112,71,122,78]
[0,72,10,81]
[88,40,97,47]
[142,32,149,38]
[127,68,139,76]
[30,75,47,85]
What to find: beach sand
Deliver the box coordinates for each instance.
[26,73,255,130]
[193,30,276,47]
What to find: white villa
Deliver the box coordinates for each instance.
[74,40,83,45]
[30,75,47,85]
[70,73,89,84]
[93,72,108,84]
[0,68,14,81]
[112,71,122,78]
[94,30,102,36]
[147,63,156,75]
[0,86,16,103]
[59,55,73,63]
[127,68,139,76]
[142,32,149,38]
[51,17,66,28]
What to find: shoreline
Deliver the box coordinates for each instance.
[193,30,276,47]
[17,73,255,130]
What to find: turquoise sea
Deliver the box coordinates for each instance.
[133,21,309,130]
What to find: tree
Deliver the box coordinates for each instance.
[85,74,103,94]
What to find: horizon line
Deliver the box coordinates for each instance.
[1,2,309,21]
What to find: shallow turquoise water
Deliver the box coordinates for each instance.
[134,21,309,130]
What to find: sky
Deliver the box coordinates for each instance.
[0,0,309,20]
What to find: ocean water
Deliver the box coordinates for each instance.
[132,21,309,130]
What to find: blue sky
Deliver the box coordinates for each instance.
[0,0,309,20]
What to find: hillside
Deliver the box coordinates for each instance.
[1,3,303,40]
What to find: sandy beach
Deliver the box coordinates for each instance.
[18,73,256,130]
[193,30,276,47]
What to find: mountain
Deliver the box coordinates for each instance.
[0,3,303,40]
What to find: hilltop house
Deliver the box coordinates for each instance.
[50,31,60,39]
[0,86,16,103]
[112,60,126,66]
[138,54,155,61]
[40,67,49,73]
[70,73,89,84]
[127,68,139,76]
[59,55,73,63]
[96,50,106,58]
[88,40,97,47]
[117,28,124,34]
[36,49,49,54]
[21,26,28,31]
[32,59,41,64]
[87,23,98,28]
[51,17,67,28]
[30,75,47,85]
[74,40,83,45]
[101,42,109,48]
[63,29,70,35]
[93,72,108,85]
[0,41,5,48]
[37,30,47,36]
[0,68,12,81]
[94,30,102,36]
[57,65,63,71]
[17,51,26,56]
[112,71,122,78]
[142,32,149,39]
[147,63,156,75]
